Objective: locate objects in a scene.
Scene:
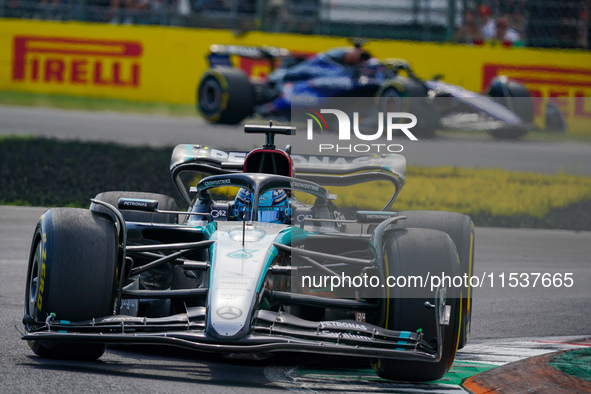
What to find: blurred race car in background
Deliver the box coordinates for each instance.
[197,44,566,139]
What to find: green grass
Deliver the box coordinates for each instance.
[0,91,196,117]
[1,136,590,230]
[327,167,591,230]
[0,135,183,208]
[400,166,591,217]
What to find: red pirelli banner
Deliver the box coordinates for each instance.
[12,36,142,87]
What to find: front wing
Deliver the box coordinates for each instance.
[24,305,447,362]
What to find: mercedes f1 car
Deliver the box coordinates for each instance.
[23,124,475,381]
[197,44,564,139]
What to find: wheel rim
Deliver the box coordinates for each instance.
[200,78,223,114]
[27,239,42,320]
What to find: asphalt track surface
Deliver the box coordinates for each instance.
[1,206,590,392]
[1,105,591,175]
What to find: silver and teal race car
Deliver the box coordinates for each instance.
[23,124,475,381]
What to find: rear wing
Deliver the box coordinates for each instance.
[170,144,406,210]
[209,44,291,59]
[207,44,291,71]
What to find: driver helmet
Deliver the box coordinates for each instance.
[233,188,290,224]
[343,46,371,65]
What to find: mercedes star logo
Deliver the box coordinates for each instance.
[217,306,242,319]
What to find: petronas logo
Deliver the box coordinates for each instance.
[227,249,258,259]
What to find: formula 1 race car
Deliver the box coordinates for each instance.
[23,124,475,382]
[196,44,555,139]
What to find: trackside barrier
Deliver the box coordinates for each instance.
[1,19,590,134]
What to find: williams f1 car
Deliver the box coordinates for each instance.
[23,124,475,381]
[197,44,564,139]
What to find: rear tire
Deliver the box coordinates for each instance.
[197,67,254,124]
[24,208,118,360]
[393,211,474,349]
[371,228,461,381]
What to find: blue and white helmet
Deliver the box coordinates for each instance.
[233,188,290,224]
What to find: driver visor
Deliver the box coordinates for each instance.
[239,207,285,223]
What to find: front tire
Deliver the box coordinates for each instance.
[487,78,533,140]
[371,228,461,381]
[393,211,474,349]
[24,208,118,360]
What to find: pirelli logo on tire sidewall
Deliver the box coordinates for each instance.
[12,36,143,88]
